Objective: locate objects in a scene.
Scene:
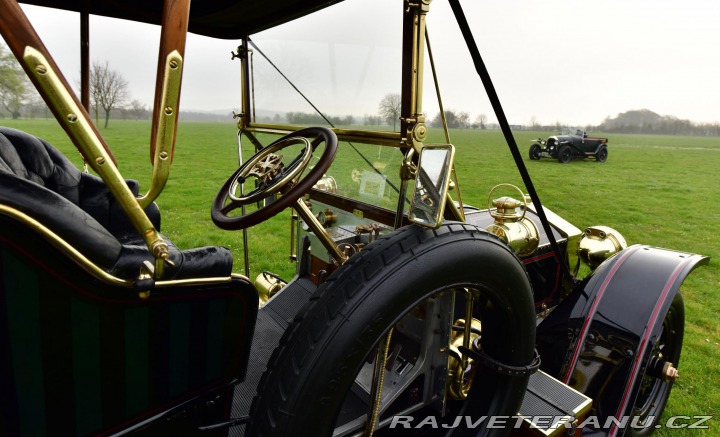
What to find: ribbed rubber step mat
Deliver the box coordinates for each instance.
[229,277,317,436]
[514,370,592,436]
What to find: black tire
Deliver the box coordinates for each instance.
[248,223,536,437]
[529,144,542,160]
[627,293,684,436]
[557,144,572,163]
[595,145,608,163]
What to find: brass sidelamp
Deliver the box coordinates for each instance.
[485,184,539,257]
[578,225,627,269]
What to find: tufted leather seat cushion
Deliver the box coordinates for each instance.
[0,126,232,280]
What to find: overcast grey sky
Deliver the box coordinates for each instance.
[18,0,720,126]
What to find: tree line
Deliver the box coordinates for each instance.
[4,50,720,137]
[590,109,720,136]
[0,43,30,119]
[1,43,141,127]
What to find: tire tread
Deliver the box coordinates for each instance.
[248,222,528,436]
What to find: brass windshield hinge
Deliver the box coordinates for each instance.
[231,46,252,61]
[405,0,431,13]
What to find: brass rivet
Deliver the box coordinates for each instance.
[36,64,48,74]
[67,113,78,122]
[164,107,173,115]
[169,60,178,69]
[159,151,168,160]
[95,157,105,165]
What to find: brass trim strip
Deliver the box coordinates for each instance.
[0,204,245,289]
[22,47,170,276]
[245,123,403,147]
[157,276,236,288]
[138,50,183,208]
[1,204,131,287]
[294,198,347,265]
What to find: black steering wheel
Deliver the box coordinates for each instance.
[212,127,338,230]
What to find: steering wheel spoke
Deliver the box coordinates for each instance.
[212,127,338,230]
[219,200,238,216]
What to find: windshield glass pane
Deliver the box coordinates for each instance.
[325,141,403,210]
[249,0,402,132]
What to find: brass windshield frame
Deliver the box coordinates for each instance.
[236,0,462,226]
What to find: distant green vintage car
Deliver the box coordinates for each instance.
[530,129,609,163]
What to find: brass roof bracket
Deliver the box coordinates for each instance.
[138,50,183,208]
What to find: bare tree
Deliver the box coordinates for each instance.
[0,44,33,119]
[378,93,401,130]
[431,109,469,129]
[475,114,487,129]
[127,99,149,120]
[456,111,470,129]
[26,94,48,119]
[90,61,129,128]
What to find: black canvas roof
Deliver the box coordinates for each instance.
[20,0,345,39]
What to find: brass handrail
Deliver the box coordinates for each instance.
[0,0,191,279]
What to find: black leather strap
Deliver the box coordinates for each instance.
[448,0,574,283]
[459,343,541,377]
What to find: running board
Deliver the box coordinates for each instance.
[513,370,592,436]
[229,276,318,436]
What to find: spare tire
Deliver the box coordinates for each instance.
[248,223,536,437]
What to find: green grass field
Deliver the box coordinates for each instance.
[2,118,718,434]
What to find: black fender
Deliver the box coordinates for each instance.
[589,142,607,155]
[536,245,708,432]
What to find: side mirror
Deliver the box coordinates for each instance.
[408,144,455,228]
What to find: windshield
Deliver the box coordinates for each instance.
[325,140,403,210]
[561,127,585,136]
[248,0,402,132]
[244,0,406,211]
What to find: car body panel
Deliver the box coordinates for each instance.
[536,245,708,434]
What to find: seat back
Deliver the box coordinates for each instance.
[0,127,233,280]
[0,127,258,434]
[0,214,258,435]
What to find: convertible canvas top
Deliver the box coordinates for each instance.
[19,0,345,39]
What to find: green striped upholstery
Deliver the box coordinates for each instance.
[0,220,257,435]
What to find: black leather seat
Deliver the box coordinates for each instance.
[0,126,232,280]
